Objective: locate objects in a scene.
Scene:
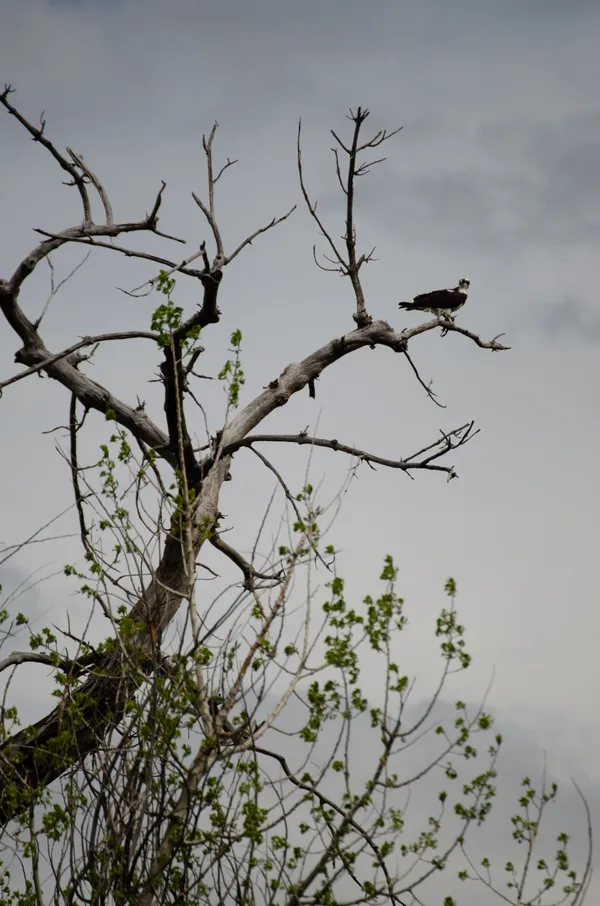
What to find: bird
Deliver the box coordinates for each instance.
[399,278,470,320]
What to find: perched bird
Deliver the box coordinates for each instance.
[399,278,470,320]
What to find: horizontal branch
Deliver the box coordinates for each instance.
[444,321,509,349]
[0,651,59,674]
[34,219,184,247]
[407,317,510,350]
[222,428,475,479]
[0,650,96,677]
[0,331,159,394]
[32,235,202,284]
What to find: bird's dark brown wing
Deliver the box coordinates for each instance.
[413,289,451,306]
[416,290,468,309]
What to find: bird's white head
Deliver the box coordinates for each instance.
[457,278,470,292]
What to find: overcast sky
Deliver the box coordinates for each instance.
[2,0,600,900]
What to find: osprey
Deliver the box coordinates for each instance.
[399,278,470,319]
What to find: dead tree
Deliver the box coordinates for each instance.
[0,89,508,827]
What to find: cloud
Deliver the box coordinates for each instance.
[540,295,600,344]
[3,0,600,859]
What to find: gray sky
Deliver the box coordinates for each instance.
[2,0,600,899]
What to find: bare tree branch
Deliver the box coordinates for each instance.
[190,123,226,258]
[5,181,175,295]
[1,84,92,223]
[0,650,96,677]
[222,427,475,479]
[299,108,403,329]
[210,534,284,590]
[572,780,594,906]
[68,393,93,555]
[214,156,239,184]
[0,331,159,394]
[297,120,347,273]
[191,191,224,259]
[440,320,510,349]
[35,251,91,329]
[338,107,371,327]
[403,348,446,408]
[223,206,297,266]
[66,146,114,225]
[192,124,296,269]
[404,316,510,350]
[123,245,209,297]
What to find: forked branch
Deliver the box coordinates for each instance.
[1,83,92,223]
[222,424,477,481]
[299,107,402,329]
[192,123,295,267]
[0,331,159,394]
[5,181,175,296]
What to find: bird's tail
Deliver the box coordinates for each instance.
[398,301,415,310]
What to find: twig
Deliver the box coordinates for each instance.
[192,123,225,257]
[248,447,330,570]
[214,156,239,184]
[121,245,208,297]
[68,393,93,554]
[403,348,445,408]
[404,422,476,463]
[223,207,296,266]
[0,503,78,568]
[572,779,593,906]
[35,251,91,329]
[297,120,347,271]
